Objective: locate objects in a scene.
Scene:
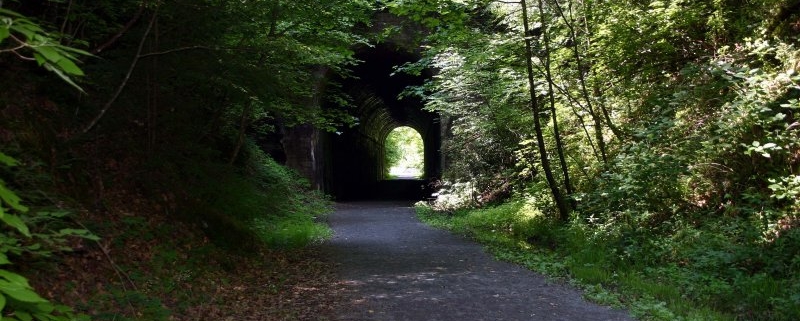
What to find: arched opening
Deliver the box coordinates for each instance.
[385,126,424,179]
[322,42,441,200]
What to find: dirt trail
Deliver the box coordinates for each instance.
[324,202,635,321]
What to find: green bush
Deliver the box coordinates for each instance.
[179,141,332,250]
[1,152,92,321]
[417,196,800,320]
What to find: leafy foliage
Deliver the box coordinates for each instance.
[1,153,93,321]
[0,8,89,91]
[396,0,800,319]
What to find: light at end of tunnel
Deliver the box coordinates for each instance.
[385,126,424,179]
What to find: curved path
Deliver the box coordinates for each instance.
[324,202,634,321]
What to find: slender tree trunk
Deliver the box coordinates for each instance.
[594,84,625,139]
[92,5,145,54]
[535,63,602,161]
[580,0,625,140]
[536,0,575,203]
[592,110,607,163]
[552,0,607,164]
[59,0,73,36]
[147,16,160,155]
[521,0,570,220]
[81,8,157,135]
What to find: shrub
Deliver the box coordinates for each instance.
[179,140,332,250]
[1,152,93,321]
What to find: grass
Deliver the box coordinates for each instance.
[414,200,798,321]
[177,141,334,250]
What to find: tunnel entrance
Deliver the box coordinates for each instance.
[385,126,424,179]
[324,43,441,201]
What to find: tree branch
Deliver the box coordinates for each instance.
[138,45,212,58]
[59,0,73,36]
[91,5,145,54]
[81,8,157,135]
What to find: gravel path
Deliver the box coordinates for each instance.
[324,202,635,321]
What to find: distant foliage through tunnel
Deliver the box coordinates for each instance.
[385,126,424,179]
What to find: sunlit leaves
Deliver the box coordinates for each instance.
[385,0,474,28]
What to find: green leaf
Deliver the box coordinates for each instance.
[0,280,47,303]
[0,26,9,43]
[0,8,26,18]
[0,270,31,288]
[10,22,37,40]
[0,152,19,166]
[55,57,84,76]
[34,302,55,314]
[0,214,31,237]
[57,45,93,57]
[33,53,47,66]
[54,304,73,313]
[34,46,63,63]
[0,253,10,265]
[16,311,33,321]
[0,183,29,213]
[0,292,6,313]
[42,63,85,93]
[58,229,100,241]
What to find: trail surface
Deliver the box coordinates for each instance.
[324,202,634,321]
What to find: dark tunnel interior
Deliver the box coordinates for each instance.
[324,44,441,201]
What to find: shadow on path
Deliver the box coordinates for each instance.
[323,202,635,321]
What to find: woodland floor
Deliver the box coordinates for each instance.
[323,202,635,321]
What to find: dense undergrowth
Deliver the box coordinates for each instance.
[1,141,337,320]
[416,198,799,321]
[172,140,333,250]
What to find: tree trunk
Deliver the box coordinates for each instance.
[521,0,571,221]
[536,0,575,204]
[146,15,160,155]
[552,0,608,164]
[540,67,602,161]
[80,8,158,135]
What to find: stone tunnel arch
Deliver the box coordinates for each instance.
[278,12,442,201]
[323,43,442,200]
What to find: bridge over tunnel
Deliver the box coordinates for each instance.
[324,44,441,201]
